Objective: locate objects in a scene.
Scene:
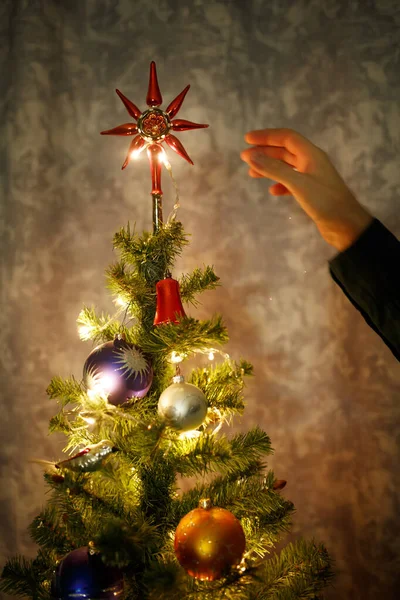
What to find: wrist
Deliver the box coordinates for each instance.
[319,206,374,252]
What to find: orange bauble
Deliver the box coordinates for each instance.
[174,499,246,581]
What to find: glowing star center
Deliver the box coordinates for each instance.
[138,108,170,141]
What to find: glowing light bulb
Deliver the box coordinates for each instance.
[78,324,95,341]
[115,295,129,308]
[179,429,201,440]
[81,415,96,425]
[87,388,109,402]
[170,351,184,364]
[130,145,147,160]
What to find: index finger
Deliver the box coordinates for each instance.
[244,128,314,155]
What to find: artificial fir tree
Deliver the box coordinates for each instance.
[0,62,333,600]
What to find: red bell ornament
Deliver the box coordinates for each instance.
[153,276,186,325]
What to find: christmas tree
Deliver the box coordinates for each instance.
[0,62,333,600]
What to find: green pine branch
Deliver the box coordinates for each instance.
[46,487,90,549]
[189,359,253,415]
[48,411,74,435]
[141,560,184,600]
[113,221,188,285]
[106,262,154,319]
[249,539,334,599]
[179,266,220,305]
[170,465,264,522]
[92,513,161,568]
[29,506,74,557]
[172,427,272,477]
[139,459,177,527]
[46,376,84,408]
[0,555,50,600]
[76,306,123,344]
[141,315,228,355]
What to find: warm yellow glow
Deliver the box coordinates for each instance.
[194,347,231,361]
[197,538,214,557]
[179,429,201,440]
[86,381,112,402]
[78,324,96,340]
[130,145,146,160]
[158,146,171,168]
[81,415,96,425]
[114,295,129,308]
[170,351,184,364]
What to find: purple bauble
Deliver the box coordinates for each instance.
[51,547,123,600]
[83,338,153,405]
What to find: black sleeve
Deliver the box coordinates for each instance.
[329,218,400,362]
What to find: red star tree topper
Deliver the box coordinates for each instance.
[101,62,208,231]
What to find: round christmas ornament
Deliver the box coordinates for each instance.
[174,498,246,581]
[158,374,207,432]
[83,336,153,405]
[51,547,123,600]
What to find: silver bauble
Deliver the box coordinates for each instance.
[158,375,207,432]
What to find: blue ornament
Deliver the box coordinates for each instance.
[51,547,123,600]
[83,337,153,405]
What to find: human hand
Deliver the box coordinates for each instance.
[240,128,373,252]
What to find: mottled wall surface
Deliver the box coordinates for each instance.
[1,0,400,598]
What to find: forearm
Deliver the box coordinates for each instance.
[329,219,400,361]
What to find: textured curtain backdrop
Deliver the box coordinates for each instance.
[1,0,400,598]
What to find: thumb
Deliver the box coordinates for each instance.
[248,150,299,189]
